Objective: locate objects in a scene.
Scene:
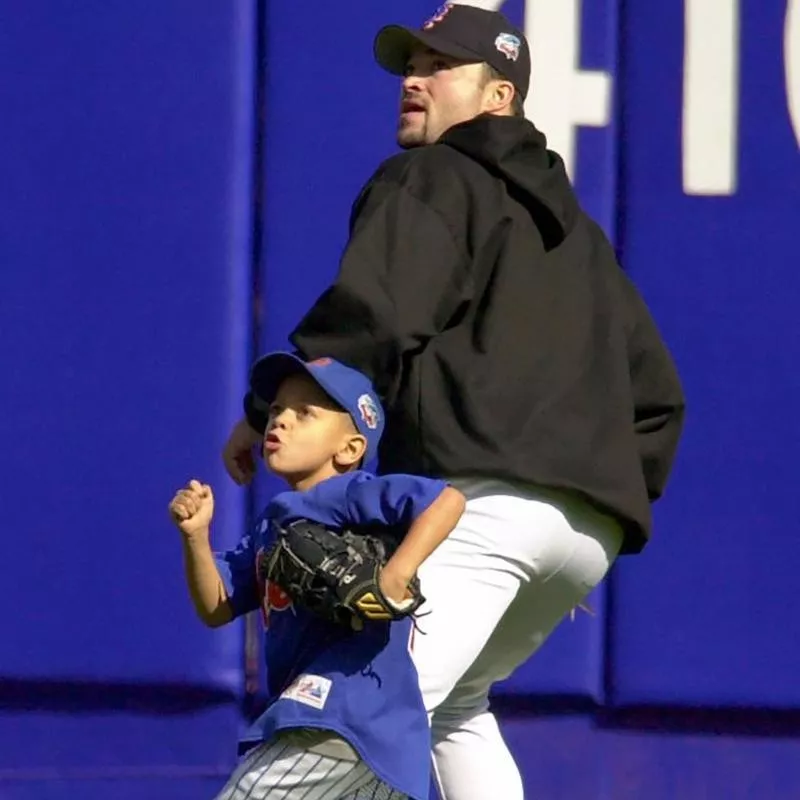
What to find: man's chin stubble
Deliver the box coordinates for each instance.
[397,129,426,149]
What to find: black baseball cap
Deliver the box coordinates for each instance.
[374,3,530,101]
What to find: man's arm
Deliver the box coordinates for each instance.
[234,157,472,452]
[618,273,686,500]
[288,175,471,403]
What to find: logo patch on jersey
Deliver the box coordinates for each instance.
[266,580,293,612]
[495,33,521,62]
[357,393,380,430]
[422,3,453,29]
[256,545,293,627]
[281,673,332,710]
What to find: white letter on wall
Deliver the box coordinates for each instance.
[682,0,741,195]
[462,0,611,182]
[524,0,611,182]
[786,0,800,148]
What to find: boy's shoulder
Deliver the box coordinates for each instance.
[260,470,448,534]
[273,471,370,505]
[263,471,373,529]
[276,471,446,507]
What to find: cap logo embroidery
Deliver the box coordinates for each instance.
[357,393,380,430]
[495,32,521,61]
[422,3,453,30]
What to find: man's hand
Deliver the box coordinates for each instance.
[222,417,263,485]
[169,479,214,538]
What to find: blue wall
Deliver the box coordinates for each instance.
[2,1,799,797]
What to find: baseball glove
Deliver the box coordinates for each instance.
[257,519,425,629]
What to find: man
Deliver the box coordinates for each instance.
[223,5,685,799]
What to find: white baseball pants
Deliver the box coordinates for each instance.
[412,478,624,800]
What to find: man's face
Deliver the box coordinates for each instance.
[396,48,490,148]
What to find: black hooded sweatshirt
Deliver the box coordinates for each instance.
[247,115,685,554]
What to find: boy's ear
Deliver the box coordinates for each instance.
[335,434,368,468]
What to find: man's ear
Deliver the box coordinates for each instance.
[335,434,368,468]
[484,79,515,114]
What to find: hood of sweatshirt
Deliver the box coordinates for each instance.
[439,114,580,249]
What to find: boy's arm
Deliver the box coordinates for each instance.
[379,485,465,604]
[169,479,256,627]
[342,475,466,605]
[181,536,234,628]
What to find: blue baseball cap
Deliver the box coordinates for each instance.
[249,352,385,463]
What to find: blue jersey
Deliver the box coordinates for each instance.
[215,470,448,800]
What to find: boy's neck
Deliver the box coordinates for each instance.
[285,463,356,492]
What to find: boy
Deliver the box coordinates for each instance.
[169,353,465,800]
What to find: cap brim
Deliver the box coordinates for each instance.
[250,352,307,405]
[250,351,355,421]
[374,24,485,75]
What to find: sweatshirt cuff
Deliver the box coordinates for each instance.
[243,390,268,435]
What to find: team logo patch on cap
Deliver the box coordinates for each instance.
[357,393,380,430]
[495,32,521,61]
[422,3,453,29]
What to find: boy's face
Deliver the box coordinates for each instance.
[263,373,367,490]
